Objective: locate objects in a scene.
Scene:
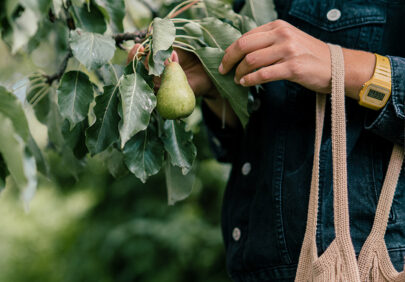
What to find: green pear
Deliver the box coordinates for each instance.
[157,62,196,120]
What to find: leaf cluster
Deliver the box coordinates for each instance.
[0,0,276,205]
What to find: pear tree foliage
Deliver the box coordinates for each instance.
[0,0,276,206]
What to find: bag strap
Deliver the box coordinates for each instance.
[295,93,326,280]
[296,44,359,281]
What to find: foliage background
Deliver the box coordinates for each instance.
[0,0,233,281]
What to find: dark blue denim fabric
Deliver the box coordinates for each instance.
[203,0,405,281]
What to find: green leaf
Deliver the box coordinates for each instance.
[20,0,52,18]
[0,155,9,193]
[152,17,176,54]
[94,0,125,33]
[241,0,277,26]
[97,148,128,178]
[183,22,203,38]
[70,2,107,33]
[148,17,175,76]
[27,136,49,176]
[62,119,88,159]
[26,79,50,124]
[119,73,156,148]
[57,71,94,128]
[193,47,249,127]
[200,17,242,50]
[70,29,116,70]
[0,113,37,208]
[165,159,196,205]
[202,0,257,33]
[0,87,49,176]
[47,91,84,179]
[86,85,120,155]
[123,125,164,183]
[161,120,196,175]
[52,0,63,17]
[148,48,172,77]
[0,86,31,141]
[10,8,38,53]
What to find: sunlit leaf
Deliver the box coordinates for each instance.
[0,113,37,209]
[119,73,156,148]
[161,120,196,175]
[0,86,31,141]
[86,84,120,155]
[57,71,94,128]
[241,0,277,26]
[10,8,38,54]
[70,29,116,70]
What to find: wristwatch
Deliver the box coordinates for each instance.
[358,54,392,111]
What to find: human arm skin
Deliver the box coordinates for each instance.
[219,19,376,102]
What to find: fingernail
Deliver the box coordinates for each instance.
[240,78,246,86]
[218,63,224,74]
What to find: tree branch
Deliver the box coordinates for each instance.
[44,50,73,85]
[113,31,148,49]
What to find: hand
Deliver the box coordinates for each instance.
[127,44,217,98]
[219,20,375,99]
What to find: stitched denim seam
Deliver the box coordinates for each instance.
[388,56,405,119]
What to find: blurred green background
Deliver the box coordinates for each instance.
[0,0,233,281]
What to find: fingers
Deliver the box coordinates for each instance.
[127,44,145,64]
[219,32,277,75]
[234,44,285,83]
[219,20,294,75]
[240,62,292,87]
[166,50,179,65]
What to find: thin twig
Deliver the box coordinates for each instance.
[113,31,148,49]
[168,0,201,19]
[44,50,73,85]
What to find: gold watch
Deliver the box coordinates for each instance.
[358,54,392,110]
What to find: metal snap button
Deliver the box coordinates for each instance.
[241,162,251,176]
[232,227,241,241]
[327,9,341,22]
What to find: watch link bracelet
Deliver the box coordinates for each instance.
[358,54,392,111]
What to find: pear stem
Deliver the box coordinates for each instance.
[173,40,196,51]
[172,44,195,53]
[167,0,201,19]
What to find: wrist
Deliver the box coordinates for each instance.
[343,48,376,100]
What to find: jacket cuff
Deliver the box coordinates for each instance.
[365,56,405,145]
[201,101,243,162]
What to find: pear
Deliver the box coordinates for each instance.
[157,62,196,119]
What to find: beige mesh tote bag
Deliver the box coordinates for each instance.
[295,44,405,281]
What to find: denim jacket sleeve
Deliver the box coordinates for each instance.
[365,56,405,146]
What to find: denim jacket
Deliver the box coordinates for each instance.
[203,0,405,281]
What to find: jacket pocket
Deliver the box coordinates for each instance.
[288,0,387,51]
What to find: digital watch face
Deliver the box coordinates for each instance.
[364,84,390,106]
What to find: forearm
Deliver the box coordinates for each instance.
[343,48,376,101]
